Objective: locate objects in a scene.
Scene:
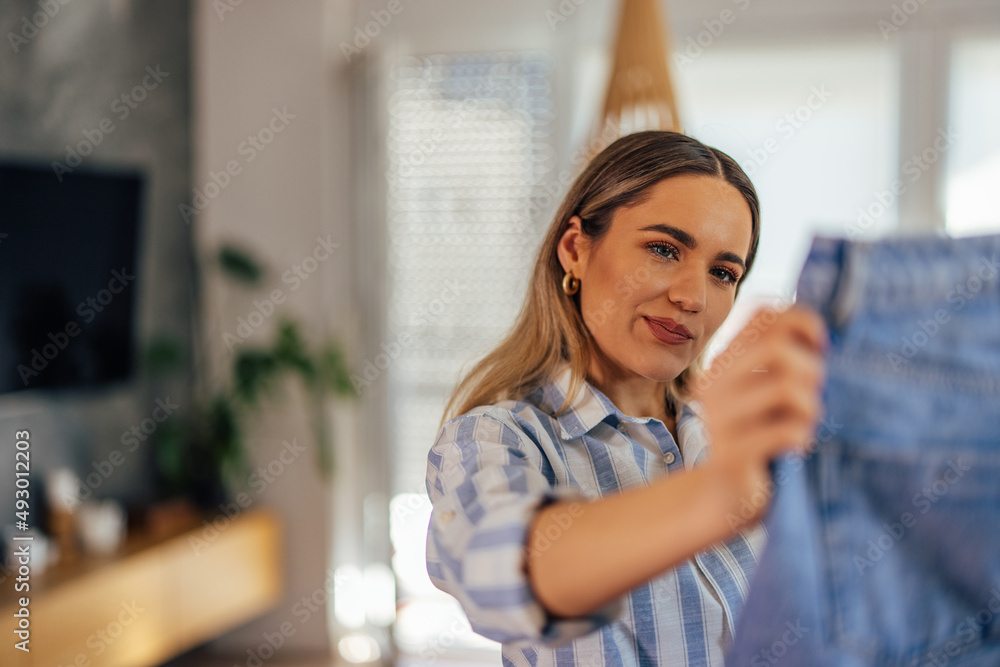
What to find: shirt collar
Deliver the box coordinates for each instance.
[531,363,703,441]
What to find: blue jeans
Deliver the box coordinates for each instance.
[727,233,1000,667]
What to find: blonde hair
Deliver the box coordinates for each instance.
[440,131,760,427]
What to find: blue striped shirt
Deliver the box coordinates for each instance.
[425,363,766,666]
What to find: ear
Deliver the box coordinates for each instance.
[556,215,589,279]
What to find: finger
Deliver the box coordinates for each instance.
[701,328,783,391]
[752,334,826,387]
[712,375,823,434]
[701,332,824,398]
[740,306,828,359]
[775,306,828,355]
[696,307,827,395]
[755,380,824,428]
[731,306,782,350]
[739,416,819,460]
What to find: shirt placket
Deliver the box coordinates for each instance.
[616,418,683,473]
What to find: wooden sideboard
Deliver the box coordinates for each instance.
[0,509,283,667]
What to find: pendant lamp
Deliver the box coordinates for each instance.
[590,0,682,155]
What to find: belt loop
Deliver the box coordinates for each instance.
[829,240,868,330]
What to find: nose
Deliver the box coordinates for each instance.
[667,266,706,313]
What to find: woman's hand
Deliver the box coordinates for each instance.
[691,305,828,527]
[526,306,826,618]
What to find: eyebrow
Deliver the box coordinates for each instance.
[639,223,747,272]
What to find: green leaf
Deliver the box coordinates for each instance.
[232,350,279,404]
[274,321,317,384]
[315,428,335,477]
[205,397,243,470]
[320,342,357,397]
[218,244,264,285]
[153,420,186,485]
[144,335,184,375]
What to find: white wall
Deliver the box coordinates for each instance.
[191,0,357,656]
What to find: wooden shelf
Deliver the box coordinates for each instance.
[1,509,283,667]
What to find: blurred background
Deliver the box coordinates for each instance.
[0,0,998,665]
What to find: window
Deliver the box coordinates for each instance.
[384,51,555,658]
[946,36,1000,236]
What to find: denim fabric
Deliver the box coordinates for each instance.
[727,233,1000,667]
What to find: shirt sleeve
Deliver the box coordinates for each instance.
[425,410,625,647]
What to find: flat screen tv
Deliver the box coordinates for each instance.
[0,160,145,395]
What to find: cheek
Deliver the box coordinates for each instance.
[579,289,619,334]
[703,292,736,335]
[579,261,631,328]
[613,261,657,301]
[591,268,657,330]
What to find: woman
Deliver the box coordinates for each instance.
[425,131,826,665]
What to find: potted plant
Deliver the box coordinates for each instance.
[145,243,355,510]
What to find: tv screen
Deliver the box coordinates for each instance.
[0,161,145,394]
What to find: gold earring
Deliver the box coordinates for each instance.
[562,272,580,295]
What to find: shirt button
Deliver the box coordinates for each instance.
[617,422,628,433]
[664,452,676,465]
[439,510,456,524]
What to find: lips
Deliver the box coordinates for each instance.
[644,316,693,345]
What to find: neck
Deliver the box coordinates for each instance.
[587,355,677,437]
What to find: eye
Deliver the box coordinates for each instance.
[646,241,678,261]
[711,266,741,286]
[647,240,742,286]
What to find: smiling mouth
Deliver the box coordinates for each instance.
[643,317,693,345]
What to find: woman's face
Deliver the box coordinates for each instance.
[558,174,753,384]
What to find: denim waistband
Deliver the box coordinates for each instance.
[795,232,1000,328]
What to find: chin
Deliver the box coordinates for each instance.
[633,356,686,383]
